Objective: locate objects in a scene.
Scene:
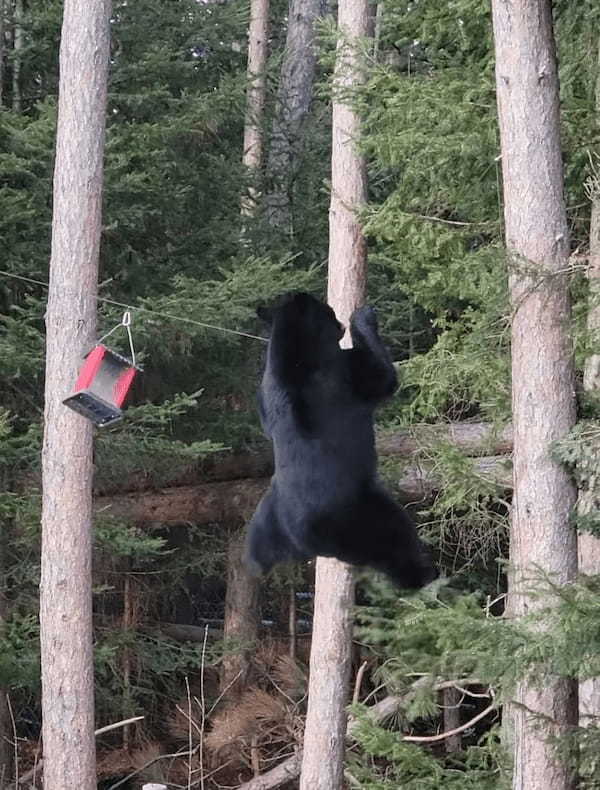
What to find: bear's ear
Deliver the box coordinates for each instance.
[257,305,274,325]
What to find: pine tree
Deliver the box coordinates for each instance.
[40,0,111,786]
[491,2,577,788]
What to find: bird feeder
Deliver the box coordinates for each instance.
[63,344,139,426]
[63,312,140,426]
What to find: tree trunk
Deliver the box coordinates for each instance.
[240,0,269,217]
[0,0,5,108]
[578,35,600,727]
[371,2,383,62]
[442,687,462,754]
[299,0,368,786]
[288,583,296,660]
[40,1,111,788]
[219,533,261,697]
[122,568,134,751]
[0,529,12,787]
[264,0,323,231]
[11,0,22,112]
[491,3,577,789]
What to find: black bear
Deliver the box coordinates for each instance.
[245,292,437,589]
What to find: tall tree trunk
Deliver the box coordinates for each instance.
[40,1,111,788]
[0,0,5,107]
[578,36,600,727]
[122,569,133,751]
[288,583,296,661]
[371,2,383,62]
[0,529,12,787]
[299,0,368,787]
[240,0,269,218]
[264,0,323,232]
[442,687,462,754]
[491,3,577,790]
[219,533,260,697]
[11,0,22,112]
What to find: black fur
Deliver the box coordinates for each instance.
[245,292,437,589]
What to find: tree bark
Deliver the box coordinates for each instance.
[491,3,577,789]
[0,529,12,787]
[299,1,368,787]
[442,686,462,754]
[122,568,133,751]
[264,0,323,231]
[219,533,261,697]
[0,0,5,108]
[40,1,111,788]
[579,36,600,727]
[98,478,267,524]
[240,0,269,217]
[11,0,22,112]
[288,583,297,660]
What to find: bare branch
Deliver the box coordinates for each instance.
[11,716,145,788]
[402,701,497,744]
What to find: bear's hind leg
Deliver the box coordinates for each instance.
[316,489,437,589]
[364,492,437,589]
[245,491,308,575]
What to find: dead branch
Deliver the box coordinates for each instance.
[11,716,145,788]
[234,752,303,790]
[352,661,368,705]
[402,700,496,744]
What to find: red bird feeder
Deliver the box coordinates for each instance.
[63,313,140,426]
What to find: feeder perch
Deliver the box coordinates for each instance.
[63,344,139,426]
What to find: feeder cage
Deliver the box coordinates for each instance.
[63,345,139,426]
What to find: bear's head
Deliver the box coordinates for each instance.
[257,292,344,346]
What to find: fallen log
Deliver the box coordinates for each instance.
[393,453,513,502]
[95,455,512,525]
[237,753,303,790]
[96,479,267,525]
[94,421,513,496]
[378,420,512,458]
[159,623,222,643]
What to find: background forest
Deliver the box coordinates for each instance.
[1,0,600,788]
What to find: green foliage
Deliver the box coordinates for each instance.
[553,422,600,536]
[358,573,600,705]
[357,0,511,424]
[94,393,225,492]
[347,720,509,790]
[0,614,40,690]
[94,627,221,725]
[357,587,513,695]
[354,569,600,787]
[94,520,167,559]
[1,0,600,782]
[419,445,510,577]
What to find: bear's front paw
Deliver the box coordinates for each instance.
[351,304,378,332]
